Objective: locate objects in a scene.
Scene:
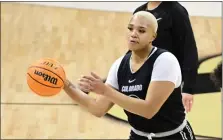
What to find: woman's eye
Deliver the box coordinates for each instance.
[139,30,145,33]
[128,27,132,30]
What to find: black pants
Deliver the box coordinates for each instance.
[129,121,196,140]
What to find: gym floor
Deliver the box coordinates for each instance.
[0,102,219,139]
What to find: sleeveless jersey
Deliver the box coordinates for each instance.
[117,48,185,133]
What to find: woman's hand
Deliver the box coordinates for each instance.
[78,72,106,95]
[77,77,91,93]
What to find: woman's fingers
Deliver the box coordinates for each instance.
[78,80,93,92]
[82,75,96,82]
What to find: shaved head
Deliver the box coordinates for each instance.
[127,11,158,51]
[131,11,158,33]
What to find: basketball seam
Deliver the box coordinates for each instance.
[27,73,62,89]
[28,66,65,84]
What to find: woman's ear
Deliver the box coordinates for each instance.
[152,32,157,42]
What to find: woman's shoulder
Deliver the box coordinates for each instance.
[168,2,189,16]
[155,50,179,65]
[133,2,148,14]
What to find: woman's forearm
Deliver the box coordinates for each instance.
[64,81,94,107]
[104,85,153,119]
[63,80,103,117]
[63,80,114,117]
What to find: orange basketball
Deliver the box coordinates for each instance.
[27,58,66,97]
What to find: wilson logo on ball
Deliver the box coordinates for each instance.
[34,70,58,85]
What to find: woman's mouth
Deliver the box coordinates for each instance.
[129,40,138,44]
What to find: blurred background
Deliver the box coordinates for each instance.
[1,1,222,139]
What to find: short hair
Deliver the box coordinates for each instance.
[210,61,222,89]
[132,11,158,34]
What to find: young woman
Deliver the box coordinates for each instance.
[133,1,199,114]
[63,11,196,140]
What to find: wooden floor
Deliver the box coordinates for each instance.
[1,102,130,139]
[1,101,216,139]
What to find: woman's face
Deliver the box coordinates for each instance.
[127,16,156,51]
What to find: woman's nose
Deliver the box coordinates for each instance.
[131,30,137,38]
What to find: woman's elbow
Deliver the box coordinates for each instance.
[144,109,158,119]
[144,113,153,119]
[92,112,106,118]
[92,113,102,118]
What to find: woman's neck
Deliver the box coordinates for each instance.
[131,45,153,63]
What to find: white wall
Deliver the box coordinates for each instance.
[19,1,222,17]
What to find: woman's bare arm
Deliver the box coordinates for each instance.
[64,79,114,117]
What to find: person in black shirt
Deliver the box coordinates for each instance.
[132,1,199,113]
[63,11,196,140]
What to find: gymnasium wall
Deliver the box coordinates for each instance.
[1,2,222,139]
[19,1,222,17]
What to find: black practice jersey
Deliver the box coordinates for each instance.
[106,47,185,133]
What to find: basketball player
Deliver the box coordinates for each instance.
[133,1,199,114]
[63,11,196,140]
[84,2,198,114]
[131,1,199,113]
[210,61,222,89]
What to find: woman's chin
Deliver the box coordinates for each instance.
[128,44,138,51]
[128,46,140,52]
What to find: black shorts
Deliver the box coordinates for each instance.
[129,121,196,140]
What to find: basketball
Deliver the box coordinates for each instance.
[27,58,66,97]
